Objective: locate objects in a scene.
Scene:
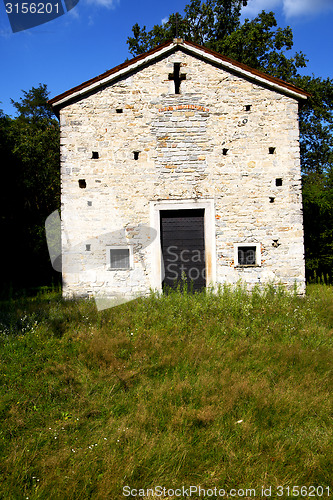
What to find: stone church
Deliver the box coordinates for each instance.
[49,38,309,300]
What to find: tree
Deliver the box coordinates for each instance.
[128,0,246,55]
[302,171,333,281]
[10,84,60,215]
[0,84,60,294]
[127,0,333,282]
[294,75,333,281]
[11,84,55,123]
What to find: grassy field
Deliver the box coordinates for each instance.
[0,284,332,499]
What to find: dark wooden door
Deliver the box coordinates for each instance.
[160,209,205,292]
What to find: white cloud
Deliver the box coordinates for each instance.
[84,0,119,9]
[243,0,333,19]
[67,7,80,19]
[283,0,333,18]
[0,28,13,38]
[242,0,281,18]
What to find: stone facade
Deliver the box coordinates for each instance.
[50,40,308,299]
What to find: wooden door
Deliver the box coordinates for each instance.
[160,209,205,292]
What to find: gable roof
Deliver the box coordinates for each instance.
[49,38,310,111]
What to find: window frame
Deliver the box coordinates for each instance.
[106,245,133,270]
[234,243,261,267]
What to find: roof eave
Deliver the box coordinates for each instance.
[49,39,310,111]
[182,40,310,101]
[48,40,175,110]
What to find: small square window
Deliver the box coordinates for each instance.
[109,248,131,269]
[235,243,261,267]
[276,178,283,186]
[238,246,256,265]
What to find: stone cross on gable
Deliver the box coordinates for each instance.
[169,63,186,94]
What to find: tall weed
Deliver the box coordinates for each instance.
[0,284,332,499]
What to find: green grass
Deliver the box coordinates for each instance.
[0,284,332,499]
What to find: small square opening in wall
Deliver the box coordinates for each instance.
[269,147,276,154]
[107,246,133,270]
[86,244,91,251]
[269,197,275,203]
[87,201,92,206]
[235,243,261,267]
[78,179,86,189]
[245,105,251,111]
[222,148,229,156]
[133,151,140,160]
[116,108,123,114]
[92,151,99,159]
[276,178,283,186]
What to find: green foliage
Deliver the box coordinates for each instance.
[302,172,333,281]
[296,75,333,175]
[210,11,307,80]
[297,76,333,282]
[0,84,60,293]
[127,0,246,55]
[0,285,332,498]
[11,84,55,123]
[10,116,60,214]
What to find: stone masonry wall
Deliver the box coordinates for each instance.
[59,48,305,298]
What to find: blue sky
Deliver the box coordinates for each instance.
[0,0,332,117]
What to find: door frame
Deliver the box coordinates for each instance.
[149,199,216,292]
